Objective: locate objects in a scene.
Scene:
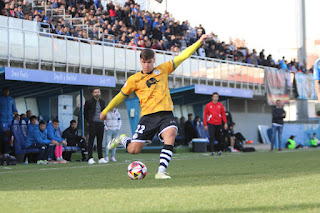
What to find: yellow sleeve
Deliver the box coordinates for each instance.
[102,92,126,115]
[121,75,136,96]
[173,40,202,68]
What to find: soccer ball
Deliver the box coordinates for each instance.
[127,161,147,180]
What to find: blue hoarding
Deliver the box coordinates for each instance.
[4,67,115,87]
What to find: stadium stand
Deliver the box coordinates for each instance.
[0,0,308,70]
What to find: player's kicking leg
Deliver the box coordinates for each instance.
[154,127,177,180]
[107,134,146,154]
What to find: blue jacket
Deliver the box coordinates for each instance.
[25,123,39,148]
[34,128,51,145]
[0,95,18,124]
[46,123,63,142]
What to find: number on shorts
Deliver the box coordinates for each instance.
[135,125,145,134]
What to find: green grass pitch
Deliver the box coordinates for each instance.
[0,149,320,212]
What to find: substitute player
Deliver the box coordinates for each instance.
[314,57,320,102]
[100,34,208,179]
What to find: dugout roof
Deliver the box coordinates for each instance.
[0,67,116,98]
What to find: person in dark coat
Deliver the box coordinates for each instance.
[184,113,198,145]
[84,88,108,164]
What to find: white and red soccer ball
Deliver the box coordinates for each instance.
[127,161,147,180]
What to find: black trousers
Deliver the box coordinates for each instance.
[29,143,51,160]
[64,139,88,161]
[88,122,104,159]
[208,124,224,152]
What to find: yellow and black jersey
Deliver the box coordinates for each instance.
[121,60,175,116]
[101,40,202,117]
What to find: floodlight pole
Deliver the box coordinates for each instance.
[298,0,307,64]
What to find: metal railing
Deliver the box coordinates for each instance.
[0,24,269,95]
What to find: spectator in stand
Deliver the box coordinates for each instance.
[203,92,228,156]
[25,120,56,164]
[198,45,206,57]
[107,1,116,24]
[16,6,24,19]
[84,88,108,165]
[271,100,286,151]
[47,120,68,163]
[62,120,88,161]
[279,57,288,70]
[103,108,122,162]
[5,0,306,69]
[184,113,198,146]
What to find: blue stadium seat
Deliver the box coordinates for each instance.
[20,119,28,139]
[63,146,81,152]
[12,121,40,155]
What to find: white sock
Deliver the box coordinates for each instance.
[158,148,173,173]
[121,136,131,148]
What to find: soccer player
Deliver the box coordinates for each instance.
[100,34,208,179]
[314,57,320,102]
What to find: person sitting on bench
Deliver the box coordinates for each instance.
[62,120,88,161]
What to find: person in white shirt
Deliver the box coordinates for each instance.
[103,108,122,162]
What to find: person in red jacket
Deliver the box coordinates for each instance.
[203,92,228,156]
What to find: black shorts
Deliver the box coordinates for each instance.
[131,111,178,143]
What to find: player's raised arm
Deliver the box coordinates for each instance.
[100,92,126,120]
[173,34,208,68]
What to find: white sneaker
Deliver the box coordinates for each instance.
[155,172,171,179]
[88,158,96,165]
[107,134,128,150]
[110,156,116,162]
[98,158,108,164]
[105,157,109,162]
[229,147,239,152]
[37,160,44,165]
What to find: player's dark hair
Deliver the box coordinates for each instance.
[30,115,37,122]
[52,119,59,123]
[2,86,9,91]
[92,87,100,93]
[39,120,46,125]
[140,48,155,60]
[70,120,76,124]
[212,92,219,96]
